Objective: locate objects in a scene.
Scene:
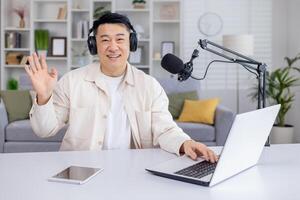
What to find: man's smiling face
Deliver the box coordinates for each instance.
[96,23,130,76]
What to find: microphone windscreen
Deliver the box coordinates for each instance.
[161,53,184,74]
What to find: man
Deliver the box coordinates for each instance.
[25,12,218,163]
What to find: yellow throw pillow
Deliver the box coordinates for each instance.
[177,98,220,124]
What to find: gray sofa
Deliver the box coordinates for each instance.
[0,100,66,153]
[157,77,235,146]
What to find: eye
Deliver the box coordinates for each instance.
[117,38,125,41]
[101,39,109,42]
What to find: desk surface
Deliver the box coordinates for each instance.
[0,144,300,200]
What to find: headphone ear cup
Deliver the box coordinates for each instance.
[129,32,138,52]
[87,36,97,55]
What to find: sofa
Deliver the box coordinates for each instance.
[0,99,67,153]
[157,77,235,146]
[0,77,234,153]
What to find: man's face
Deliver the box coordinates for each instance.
[96,23,130,74]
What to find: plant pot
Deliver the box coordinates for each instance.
[270,125,294,144]
[37,50,48,57]
[133,3,145,9]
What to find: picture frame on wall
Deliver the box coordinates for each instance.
[129,46,143,64]
[161,41,175,57]
[50,37,67,57]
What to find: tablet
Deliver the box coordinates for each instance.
[48,166,103,185]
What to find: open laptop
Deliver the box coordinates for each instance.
[146,105,280,187]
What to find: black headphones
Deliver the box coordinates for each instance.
[87,12,138,55]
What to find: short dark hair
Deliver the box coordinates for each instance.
[91,12,135,35]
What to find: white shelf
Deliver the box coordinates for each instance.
[34,0,67,2]
[71,38,87,42]
[4,65,27,68]
[4,27,30,32]
[153,20,180,23]
[4,48,31,51]
[46,57,67,61]
[33,19,67,23]
[115,9,150,12]
[71,9,90,12]
[139,38,150,42]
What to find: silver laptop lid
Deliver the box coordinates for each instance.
[209,105,280,186]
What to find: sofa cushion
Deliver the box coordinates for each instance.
[167,91,198,119]
[178,98,220,124]
[6,120,66,142]
[176,122,215,142]
[0,90,32,123]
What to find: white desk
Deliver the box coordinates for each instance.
[0,144,299,200]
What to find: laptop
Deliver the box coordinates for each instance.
[146,105,280,187]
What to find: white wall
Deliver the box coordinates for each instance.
[272,0,300,143]
[182,0,272,114]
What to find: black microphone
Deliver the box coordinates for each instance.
[161,53,194,81]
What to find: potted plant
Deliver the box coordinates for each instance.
[35,29,49,57]
[7,78,18,90]
[13,6,26,28]
[132,0,146,9]
[93,6,110,19]
[250,54,300,143]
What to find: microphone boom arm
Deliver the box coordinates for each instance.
[198,39,267,110]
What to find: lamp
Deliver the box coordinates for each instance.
[222,34,254,113]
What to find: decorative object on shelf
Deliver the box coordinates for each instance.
[93,6,110,19]
[154,52,161,60]
[159,3,178,20]
[72,46,89,67]
[132,0,146,9]
[7,78,19,90]
[35,29,49,57]
[134,24,145,40]
[161,41,174,57]
[129,47,143,64]
[13,6,26,28]
[57,4,67,20]
[5,32,22,48]
[51,37,67,57]
[5,52,24,65]
[198,12,223,36]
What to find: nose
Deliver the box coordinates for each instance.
[108,40,118,51]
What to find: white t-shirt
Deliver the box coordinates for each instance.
[102,73,131,150]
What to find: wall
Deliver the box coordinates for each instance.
[182,0,272,114]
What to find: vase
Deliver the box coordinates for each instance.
[37,50,48,57]
[19,18,25,28]
[270,125,294,144]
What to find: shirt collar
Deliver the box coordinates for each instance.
[84,62,135,87]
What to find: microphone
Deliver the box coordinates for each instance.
[161,53,193,81]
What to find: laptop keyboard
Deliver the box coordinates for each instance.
[174,160,217,179]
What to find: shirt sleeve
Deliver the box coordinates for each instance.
[150,78,191,156]
[29,76,70,138]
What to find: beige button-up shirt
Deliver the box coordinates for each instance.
[29,62,190,155]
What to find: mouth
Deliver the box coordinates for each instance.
[107,54,121,60]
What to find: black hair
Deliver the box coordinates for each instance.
[92,12,135,35]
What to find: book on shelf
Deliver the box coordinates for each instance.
[76,20,89,39]
[57,4,67,20]
[5,32,22,48]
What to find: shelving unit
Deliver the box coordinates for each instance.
[0,0,182,89]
